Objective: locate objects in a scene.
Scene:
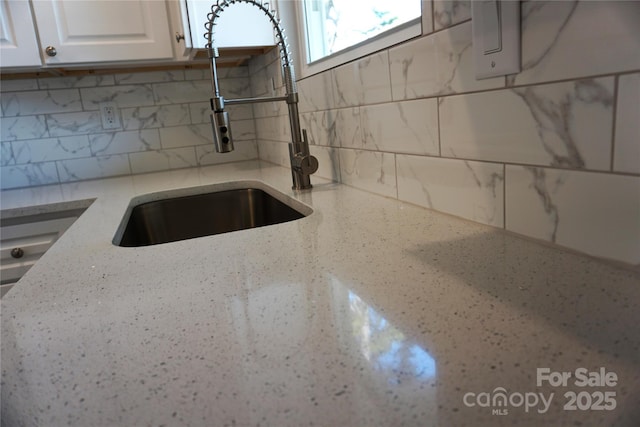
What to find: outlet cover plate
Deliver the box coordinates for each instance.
[99,101,121,130]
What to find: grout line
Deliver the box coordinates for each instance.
[502,163,507,230]
[297,71,636,116]
[430,0,436,33]
[393,153,399,200]
[53,160,62,186]
[610,75,619,172]
[436,96,442,157]
[322,147,640,178]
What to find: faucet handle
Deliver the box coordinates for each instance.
[292,129,318,175]
[293,154,319,175]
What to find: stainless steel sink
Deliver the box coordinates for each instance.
[115,186,308,247]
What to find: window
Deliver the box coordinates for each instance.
[297,0,422,76]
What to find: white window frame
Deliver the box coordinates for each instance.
[293,1,424,78]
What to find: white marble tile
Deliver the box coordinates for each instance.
[121,105,191,130]
[256,139,290,168]
[250,60,283,98]
[0,162,59,190]
[397,155,504,226]
[339,149,397,198]
[13,136,91,163]
[298,72,335,113]
[511,1,640,86]
[332,51,392,107]
[56,154,131,182]
[0,79,38,92]
[37,75,114,89]
[227,104,255,121]
[153,78,251,105]
[129,147,198,174]
[440,78,615,170]
[433,0,470,30]
[389,22,504,100]
[80,85,155,110]
[46,111,103,137]
[252,100,285,119]
[506,166,640,265]
[309,145,341,183]
[223,66,250,79]
[1,142,14,166]
[219,77,253,99]
[159,124,213,149]
[196,140,258,166]
[255,115,291,143]
[89,130,161,156]
[153,80,210,105]
[422,0,433,34]
[1,89,82,117]
[299,112,324,146]
[301,108,360,149]
[229,119,256,141]
[185,66,248,80]
[114,70,185,85]
[361,99,439,155]
[183,68,209,81]
[614,73,640,174]
[1,116,48,141]
[332,108,362,149]
[248,48,280,76]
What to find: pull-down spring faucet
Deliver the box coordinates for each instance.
[204,0,319,190]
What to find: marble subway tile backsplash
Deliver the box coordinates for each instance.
[0,67,257,189]
[361,99,439,155]
[56,154,131,182]
[332,51,392,107]
[13,136,91,163]
[614,72,640,174]
[128,147,197,174]
[389,21,504,101]
[252,0,640,266]
[1,89,83,116]
[433,0,471,31]
[505,166,640,265]
[397,155,504,227]
[439,78,615,170]
[513,0,640,86]
[339,149,397,199]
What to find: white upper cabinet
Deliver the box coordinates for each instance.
[31,0,174,65]
[0,0,41,68]
[184,0,276,49]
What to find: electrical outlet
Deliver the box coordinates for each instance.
[99,102,121,130]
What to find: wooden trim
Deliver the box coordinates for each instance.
[0,46,275,80]
[0,63,210,80]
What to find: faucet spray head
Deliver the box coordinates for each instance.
[210,97,233,153]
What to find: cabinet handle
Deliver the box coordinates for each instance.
[175,33,185,43]
[10,248,24,259]
[45,46,57,57]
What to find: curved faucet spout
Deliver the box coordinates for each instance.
[203,0,318,190]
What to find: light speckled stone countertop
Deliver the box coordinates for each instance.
[1,161,639,427]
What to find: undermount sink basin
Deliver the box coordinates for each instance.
[115,184,309,247]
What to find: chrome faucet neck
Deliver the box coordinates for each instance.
[204,0,317,190]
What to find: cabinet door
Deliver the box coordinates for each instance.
[0,216,77,294]
[0,0,42,67]
[31,0,173,64]
[167,0,191,59]
[185,0,276,49]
